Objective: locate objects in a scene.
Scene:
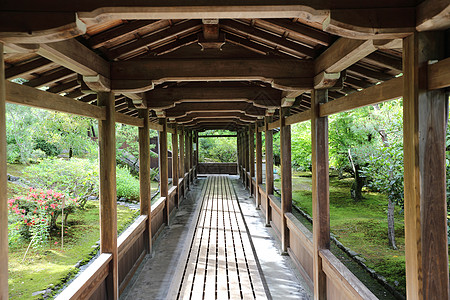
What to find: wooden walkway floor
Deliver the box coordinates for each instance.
[177,176,268,300]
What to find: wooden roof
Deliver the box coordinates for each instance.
[1,1,448,131]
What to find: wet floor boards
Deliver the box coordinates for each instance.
[177,176,268,300]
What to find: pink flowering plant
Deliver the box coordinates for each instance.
[8,188,79,248]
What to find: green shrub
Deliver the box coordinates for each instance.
[8,188,79,248]
[23,158,99,208]
[34,138,59,157]
[116,166,140,200]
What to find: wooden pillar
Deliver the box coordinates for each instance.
[171,126,179,208]
[237,131,244,183]
[184,130,189,190]
[0,43,8,300]
[255,122,263,208]
[138,109,152,253]
[159,118,169,224]
[244,129,249,189]
[179,127,185,198]
[188,131,193,184]
[195,132,199,178]
[403,32,449,300]
[280,108,292,253]
[249,126,255,195]
[311,89,330,300]
[98,91,118,300]
[237,132,241,179]
[265,116,273,227]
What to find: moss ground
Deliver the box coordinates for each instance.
[8,200,139,300]
[275,173,406,296]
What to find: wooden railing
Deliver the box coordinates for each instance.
[56,169,196,299]
[255,184,377,300]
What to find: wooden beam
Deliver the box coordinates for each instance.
[280,108,292,253]
[319,76,403,117]
[428,57,450,90]
[268,119,281,130]
[225,33,291,57]
[172,111,257,122]
[6,81,106,119]
[97,91,118,300]
[5,57,51,79]
[159,118,169,225]
[106,20,202,60]
[164,102,267,118]
[285,110,311,125]
[315,38,378,74]
[37,39,109,77]
[220,19,316,58]
[138,109,152,253]
[88,20,158,49]
[311,89,330,299]
[416,1,450,31]
[257,18,332,46]
[172,126,179,208]
[47,79,79,94]
[146,86,282,109]
[403,31,449,300]
[264,116,273,227]
[111,58,314,92]
[24,68,74,88]
[115,112,144,127]
[0,43,8,300]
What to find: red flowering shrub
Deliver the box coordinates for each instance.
[8,188,79,244]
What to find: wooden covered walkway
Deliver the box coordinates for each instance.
[177,176,267,300]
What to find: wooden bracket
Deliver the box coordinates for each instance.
[314,71,340,89]
[83,74,111,92]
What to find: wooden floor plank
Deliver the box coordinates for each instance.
[177,176,268,300]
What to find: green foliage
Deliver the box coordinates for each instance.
[34,138,59,157]
[6,103,97,163]
[291,122,312,171]
[361,101,404,207]
[23,158,99,208]
[116,166,140,200]
[199,130,237,163]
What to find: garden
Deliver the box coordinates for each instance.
[6,103,159,299]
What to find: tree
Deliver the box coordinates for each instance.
[361,100,404,249]
[329,107,376,201]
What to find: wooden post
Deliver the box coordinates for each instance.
[184,129,189,190]
[179,126,185,198]
[265,116,273,227]
[188,131,193,184]
[138,109,152,253]
[280,108,292,253]
[172,124,180,208]
[159,118,169,224]
[98,91,118,300]
[311,89,330,300]
[239,132,244,182]
[195,131,199,178]
[249,126,255,195]
[0,43,9,300]
[237,132,241,179]
[244,129,249,189]
[255,122,263,208]
[172,126,179,208]
[403,31,449,300]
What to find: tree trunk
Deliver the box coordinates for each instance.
[387,196,397,249]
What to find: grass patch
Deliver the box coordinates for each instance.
[8,201,139,300]
[275,175,406,296]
